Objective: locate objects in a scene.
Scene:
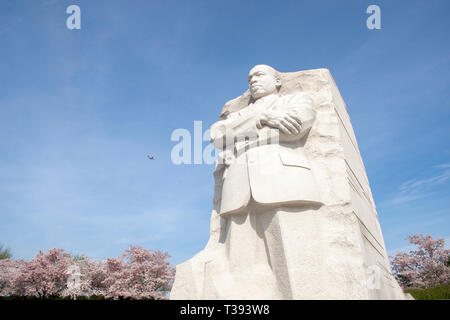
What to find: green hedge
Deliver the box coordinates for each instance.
[405,283,450,300]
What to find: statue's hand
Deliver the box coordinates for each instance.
[258,109,302,135]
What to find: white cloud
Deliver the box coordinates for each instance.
[386,164,450,205]
[435,163,450,169]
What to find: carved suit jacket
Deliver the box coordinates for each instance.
[210,92,322,215]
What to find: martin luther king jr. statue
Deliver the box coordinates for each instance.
[170,65,408,300]
[211,65,322,215]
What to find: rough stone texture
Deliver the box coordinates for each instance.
[170,68,407,299]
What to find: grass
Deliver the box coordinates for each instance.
[405,283,450,300]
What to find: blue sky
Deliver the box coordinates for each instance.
[0,0,449,265]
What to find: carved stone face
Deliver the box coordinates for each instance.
[248,65,281,100]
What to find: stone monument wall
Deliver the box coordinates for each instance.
[171,68,406,299]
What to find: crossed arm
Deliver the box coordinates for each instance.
[210,93,316,150]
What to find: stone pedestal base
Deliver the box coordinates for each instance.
[171,202,406,299]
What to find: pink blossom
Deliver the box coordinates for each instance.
[8,248,73,298]
[390,234,450,289]
[103,246,175,300]
[0,246,175,299]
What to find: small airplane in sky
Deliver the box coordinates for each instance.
[147,155,155,160]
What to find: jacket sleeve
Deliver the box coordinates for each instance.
[276,93,316,142]
[210,109,260,150]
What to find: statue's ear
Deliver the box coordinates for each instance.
[275,76,282,89]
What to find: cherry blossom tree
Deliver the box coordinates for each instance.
[390,234,450,289]
[103,246,175,300]
[0,246,175,299]
[0,258,24,296]
[61,254,108,299]
[8,248,73,298]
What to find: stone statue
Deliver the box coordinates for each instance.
[211,65,322,215]
[170,65,408,300]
